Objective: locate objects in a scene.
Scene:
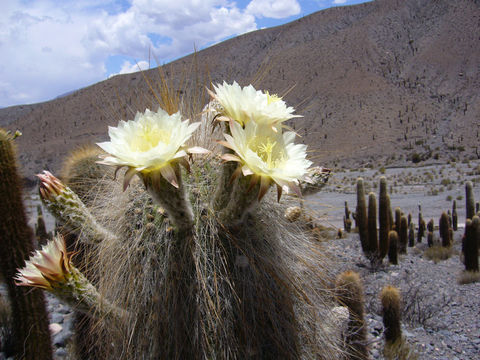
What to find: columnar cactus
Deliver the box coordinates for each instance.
[335,271,369,360]
[388,230,399,265]
[466,181,475,220]
[439,212,451,247]
[408,222,415,247]
[0,129,53,360]
[379,177,390,254]
[452,200,458,231]
[16,83,340,359]
[464,217,479,272]
[356,178,369,254]
[380,285,402,345]
[367,192,378,262]
[398,215,408,254]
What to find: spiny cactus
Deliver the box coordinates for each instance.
[417,204,425,243]
[439,212,451,247]
[0,129,53,360]
[466,181,475,221]
[394,207,401,232]
[388,231,399,265]
[427,219,434,233]
[344,201,352,232]
[463,217,479,272]
[336,271,369,360]
[380,285,402,345]
[356,178,369,254]
[427,231,434,247]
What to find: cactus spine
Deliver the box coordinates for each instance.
[336,271,369,360]
[466,181,475,220]
[464,217,479,272]
[356,178,369,254]
[0,129,53,360]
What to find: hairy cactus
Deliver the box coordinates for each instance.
[427,219,434,233]
[427,231,434,247]
[417,204,425,243]
[439,212,451,247]
[380,285,402,345]
[466,181,475,220]
[335,271,369,360]
[344,201,352,232]
[394,207,401,232]
[388,231,398,265]
[16,83,342,359]
[0,129,53,359]
[356,178,369,254]
[464,217,479,272]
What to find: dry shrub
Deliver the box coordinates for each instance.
[423,245,455,263]
[458,270,480,284]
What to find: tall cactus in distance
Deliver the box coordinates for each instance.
[367,192,378,262]
[452,200,458,231]
[379,177,390,258]
[398,215,408,254]
[388,231,398,265]
[356,178,369,254]
[463,217,479,272]
[439,212,451,247]
[0,129,53,360]
[466,181,475,220]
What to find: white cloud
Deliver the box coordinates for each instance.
[0,0,307,107]
[333,0,348,4]
[110,60,150,77]
[246,0,301,19]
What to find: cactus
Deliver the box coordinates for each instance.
[0,129,53,359]
[15,82,342,359]
[439,212,451,247]
[367,192,378,262]
[417,218,426,243]
[452,200,458,231]
[408,222,415,247]
[427,219,434,233]
[464,217,479,272]
[344,201,352,232]
[335,271,369,360]
[379,177,390,256]
[388,231,399,265]
[427,231,434,247]
[466,181,475,220]
[398,216,408,254]
[394,207,401,232]
[407,213,412,227]
[380,285,402,345]
[356,178,369,254]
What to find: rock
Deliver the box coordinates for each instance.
[49,322,63,336]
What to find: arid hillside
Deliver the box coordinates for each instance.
[1,0,479,181]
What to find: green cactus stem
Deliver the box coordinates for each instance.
[380,285,402,345]
[398,216,408,254]
[379,177,390,256]
[388,231,398,265]
[0,129,53,360]
[452,200,458,231]
[466,181,475,220]
[367,192,378,263]
[356,178,369,254]
[464,217,479,272]
[336,271,369,360]
[439,212,451,247]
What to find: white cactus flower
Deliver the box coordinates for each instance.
[220,120,312,200]
[97,107,206,188]
[209,81,301,127]
[15,236,72,290]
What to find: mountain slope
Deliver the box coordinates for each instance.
[1,0,479,179]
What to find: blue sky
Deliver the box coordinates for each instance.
[0,0,370,108]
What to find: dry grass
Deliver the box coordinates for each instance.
[423,245,455,263]
[384,338,418,360]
